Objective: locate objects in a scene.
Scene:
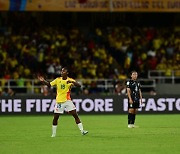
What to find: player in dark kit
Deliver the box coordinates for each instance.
[126,71,142,128]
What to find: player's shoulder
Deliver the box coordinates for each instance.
[68,77,75,81]
[126,79,132,84]
[56,77,62,81]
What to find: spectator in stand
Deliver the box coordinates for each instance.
[41,85,50,96]
[0,88,2,96]
[115,81,126,95]
[0,12,179,82]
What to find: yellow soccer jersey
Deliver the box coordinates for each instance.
[50,77,75,103]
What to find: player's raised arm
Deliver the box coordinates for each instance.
[67,80,81,87]
[38,76,51,88]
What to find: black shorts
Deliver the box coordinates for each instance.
[128,101,140,109]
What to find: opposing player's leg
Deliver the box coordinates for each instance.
[128,103,134,128]
[131,108,138,128]
[131,102,140,128]
[69,109,88,135]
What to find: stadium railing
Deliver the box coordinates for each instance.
[0,78,156,95]
[148,70,180,84]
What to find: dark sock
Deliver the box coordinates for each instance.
[128,113,133,124]
[132,114,136,124]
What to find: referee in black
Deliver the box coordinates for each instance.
[126,71,142,128]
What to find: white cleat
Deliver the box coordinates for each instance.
[81,130,88,135]
[128,124,133,128]
[132,125,139,128]
[51,134,56,137]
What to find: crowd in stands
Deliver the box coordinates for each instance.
[0,13,179,95]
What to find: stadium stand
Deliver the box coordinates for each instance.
[0,12,179,95]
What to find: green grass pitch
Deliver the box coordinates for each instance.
[0,114,180,154]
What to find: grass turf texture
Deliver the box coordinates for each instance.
[0,115,180,154]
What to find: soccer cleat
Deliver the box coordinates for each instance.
[128,124,133,128]
[51,134,56,137]
[81,130,88,135]
[132,125,139,128]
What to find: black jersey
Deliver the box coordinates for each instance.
[126,80,141,103]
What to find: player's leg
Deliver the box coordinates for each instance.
[66,100,88,135]
[131,108,138,127]
[53,113,60,125]
[69,109,88,135]
[69,109,81,124]
[52,113,60,137]
[130,109,135,127]
[51,103,65,137]
[128,103,134,128]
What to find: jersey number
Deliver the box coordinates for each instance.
[61,84,65,89]
[57,104,61,108]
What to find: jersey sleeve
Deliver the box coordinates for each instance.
[126,81,130,88]
[50,78,57,86]
[68,78,76,86]
[69,78,76,81]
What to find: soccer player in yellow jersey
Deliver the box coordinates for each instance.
[38,67,88,137]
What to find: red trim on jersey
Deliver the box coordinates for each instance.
[66,90,71,100]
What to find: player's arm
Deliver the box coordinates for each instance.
[67,80,81,87]
[127,88,133,104]
[139,89,143,105]
[38,76,51,88]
